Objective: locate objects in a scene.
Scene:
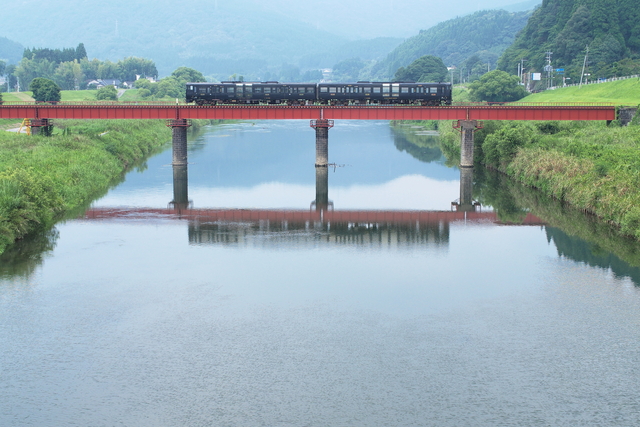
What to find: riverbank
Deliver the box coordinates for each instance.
[440,116,640,239]
[0,119,173,254]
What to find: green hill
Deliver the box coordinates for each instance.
[498,0,640,87]
[371,9,533,80]
[519,78,640,104]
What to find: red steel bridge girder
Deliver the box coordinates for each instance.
[0,104,616,121]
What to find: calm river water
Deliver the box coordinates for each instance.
[1,120,640,426]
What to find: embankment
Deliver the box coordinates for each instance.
[0,119,173,254]
[440,114,640,239]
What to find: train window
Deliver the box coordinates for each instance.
[392,86,400,94]
[363,86,371,93]
[373,87,381,93]
[226,87,234,93]
[329,87,337,92]
[401,87,409,93]
[430,87,438,93]
[254,87,262,93]
[306,87,315,93]
[264,87,271,94]
[382,86,390,94]
[320,87,328,93]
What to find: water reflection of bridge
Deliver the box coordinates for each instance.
[84,160,544,249]
[83,206,543,249]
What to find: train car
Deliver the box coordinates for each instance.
[186,82,316,105]
[317,82,452,105]
[186,81,452,106]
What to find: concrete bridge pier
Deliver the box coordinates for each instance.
[618,107,638,126]
[30,118,53,136]
[455,120,483,168]
[167,119,191,166]
[310,119,334,167]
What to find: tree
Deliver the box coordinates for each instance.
[394,55,448,82]
[117,57,158,81]
[76,43,87,60]
[0,60,5,77]
[96,85,118,101]
[6,64,17,91]
[171,67,205,83]
[29,77,61,102]
[154,77,182,99]
[53,60,84,90]
[468,70,527,103]
[332,58,366,81]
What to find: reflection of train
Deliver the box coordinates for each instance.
[186,81,452,106]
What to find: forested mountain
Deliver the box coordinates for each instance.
[0,37,23,64]
[371,10,533,81]
[498,0,640,81]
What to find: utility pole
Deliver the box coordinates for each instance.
[544,51,553,89]
[518,58,527,85]
[579,45,589,88]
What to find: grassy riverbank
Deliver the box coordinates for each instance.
[0,119,172,254]
[436,79,640,239]
[441,114,640,238]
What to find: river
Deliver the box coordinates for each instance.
[1,120,639,426]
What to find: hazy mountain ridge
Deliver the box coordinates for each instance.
[0,0,535,77]
[372,10,533,80]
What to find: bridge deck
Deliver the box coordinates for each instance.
[0,103,617,121]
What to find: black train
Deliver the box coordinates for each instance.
[186,81,452,106]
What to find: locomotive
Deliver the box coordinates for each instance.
[185,81,452,106]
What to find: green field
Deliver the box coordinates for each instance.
[520,77,640,105]
[2,89,180,104]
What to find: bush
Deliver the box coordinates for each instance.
[482,122,537,168]
[96,85,118,101]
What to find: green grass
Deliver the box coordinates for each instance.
[118,89,141,102]
[60,90,100,102]
[520,77,640,105]
[0,119,171,254]
[2,92,34,102]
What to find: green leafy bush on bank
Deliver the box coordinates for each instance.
[0,120,171,253]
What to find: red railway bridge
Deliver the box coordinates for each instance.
[0,102,619,167]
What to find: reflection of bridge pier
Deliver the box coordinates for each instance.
[452,166,480,212]
[312,165,333,212]
[170,164,191,210]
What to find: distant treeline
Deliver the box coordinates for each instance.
[23,44,88,64]
[9,43,158,91]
